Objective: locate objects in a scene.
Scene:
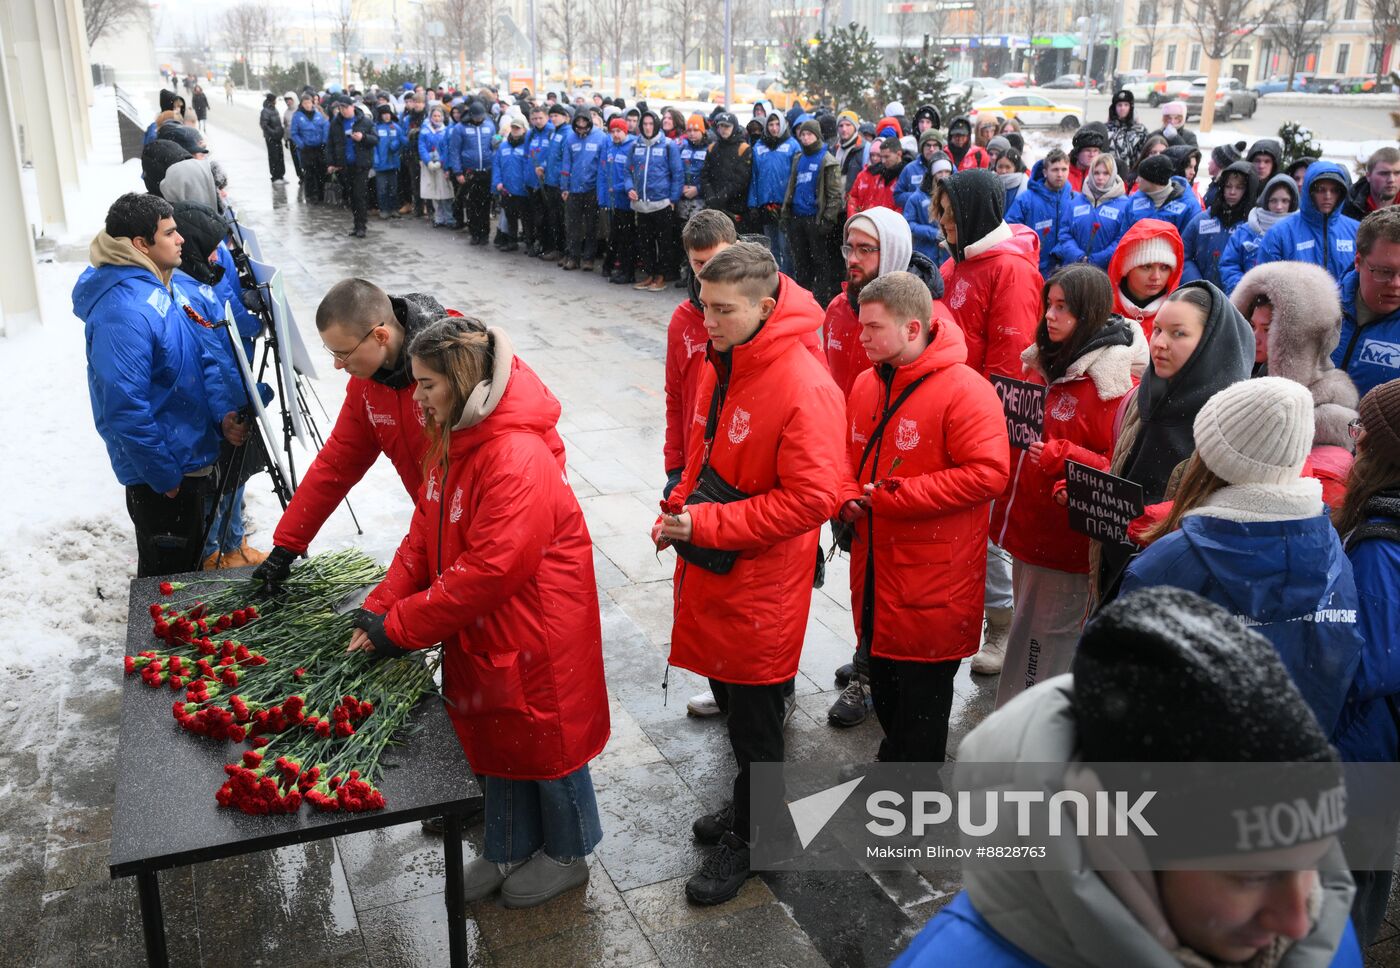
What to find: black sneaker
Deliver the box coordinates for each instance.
[834,662,855,687]
[692,802,736,845]
[827,677,871,728]
[685,831,753,906]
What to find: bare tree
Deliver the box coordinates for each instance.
[85,0,148,46]
[972,0,1002,74]
[410,4,444,68]
[1186,0,1279,131]
[1264,0,1334,89]
[541,0,584,87]
[329,0,362,86]
[1132,0,1164,71]
[662,0,702,93]
[222,2,274,85]
[431,0,473,88]
[589,0,638,95]
[1373,0,1400,86]
[770,0,814,58]
[473,0,508,85]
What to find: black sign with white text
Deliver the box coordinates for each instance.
[990,375,1045,451]
[1065,461,1145,548]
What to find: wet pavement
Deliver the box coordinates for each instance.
[7,91,1400,968]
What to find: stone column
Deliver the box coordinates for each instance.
[33,0,83,180]
[0,35,43,333]
[63,0,94,153]
[5,0,69,231]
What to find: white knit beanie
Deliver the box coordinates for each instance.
[884,100,905,118]
[1121,234,1179,272]
[1193,377,1314,486]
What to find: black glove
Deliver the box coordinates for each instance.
[251,545,297,591]
[351,608,412,661]
[240,286,268,315]
[663,468,683,500]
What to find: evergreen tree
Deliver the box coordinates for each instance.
[877,36,971,126]
[264,62,326,94]
[1276,121,1322,164]
[783,22,883,115]
[355,58,444,92]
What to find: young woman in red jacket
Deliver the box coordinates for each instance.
[350,316,609,910]
[988,264,1147,709]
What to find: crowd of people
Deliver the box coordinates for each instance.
[81,73,1400,965]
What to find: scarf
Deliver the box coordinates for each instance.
[1140,181,1174,206]
[1247,205,1288,236]
[1085,173,1127,206]
[999,171,1027,193]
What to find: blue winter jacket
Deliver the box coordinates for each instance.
[903,193,946,266]
[1121,508,1364,740]
[448,119,496,173]
[562,127,608,192]
[1333,268,1400,398]
[491,136,531,196]
[1218,219,1268,294]
[289,109,328,150]
[630,131,683,205]
[212,243,261,360]
[893,156,929,210]
[1334,518,1400,763]
[747,118,799,208]
[598,135,636,210]
[1260,161,1359,282]
[893,890,1363,968]
[74,262,236,494]
[679,138,707,188]
[1180,208,1245,289]
[1006,159,1075,276]
[417,124,450,166]
[1054,192,1131,270]
[543,123,570,188]
[1125,176,1202,235]
[372,120,405,171]
[523,122,554,190]
[171,269,244,412]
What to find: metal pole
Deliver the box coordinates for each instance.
[528,0,539,93]
[1082,1,1096,121]
[724,0,733,107]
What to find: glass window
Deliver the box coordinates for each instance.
[1132,45,1151,70]
[1166,44,1178,70]
[1345,0,1358,18]
[1172,0,1184,21]
[1336,43,1350,74]
[1189,44,1201,71]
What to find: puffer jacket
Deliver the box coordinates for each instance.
[1334,267,1400,398]
[903,191,945,265]
[938,170,1043,380]
[372,118,405,171]
[1108,218,1185,339]
[598,133,637,209]
[629,116,683,207]
[1180,160,1258,288]
[666,276,846,686]
[746,110,799,209]
[1054,190,1132,270]
[679,136,707,188]
[1218,173,1300,293]
[1006,159,1075,276]
[289,108,328,149]
[523,121,553,190]
[782,142,843,224]
[417,122,450,167]
[73,235,237,494]
[448,117,495,173]
[1260,161,1360,283]
[561,123,608,192]
[841,315,1010,662]
[543,118,570,187]
[991,319,1146,573]
[847,156,906,217]
[1125,175,1202,235]
[892,678,1363,968]
[700,114,752,217]
[363,329,608,780]
[1335,492,1400,763]
[491,134,530,196]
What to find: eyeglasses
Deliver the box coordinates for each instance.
[841,243,880,259]
[323,326,378,362]
[1362,259,1400,285]
[1349,418,1365,441]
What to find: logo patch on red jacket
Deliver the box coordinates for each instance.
[449,487,464,523]
[1050,394,1078,422]
[949,278,971,310]
[425,471,440,503]
[365,399,396,427]
[894,417,920,451]
[728,407,752,444]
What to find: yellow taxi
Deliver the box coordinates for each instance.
[969,93,1084,129]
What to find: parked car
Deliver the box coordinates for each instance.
[1254,73,1312,95]
[1117,71,1169,102]
[951,78,1009,102]
[706,82,763,107]
[1302,75,1344,93]
[1184,76,1259,120]
[1154,73,1199,104]
[1337,75,1393,93]
[1042,73,1098,91]
[970,93,1082,130]
[999,72,1030,88]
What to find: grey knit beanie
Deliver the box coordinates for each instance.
[1193,377,1314,485]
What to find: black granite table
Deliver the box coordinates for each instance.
[109,570,483,968]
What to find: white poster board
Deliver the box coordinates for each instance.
[228,300,294,493]
[249,258,310,446]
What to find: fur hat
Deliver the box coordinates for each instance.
[1230,261,1358,449]
[1194,377,1315,485]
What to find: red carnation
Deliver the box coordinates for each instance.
[334,722,354,738]
[315,721,332,738]
[124,656,136,675]
[250,735,269,747]
[294,667,306,680]
[243,751,263,767]
[159,581,174,596]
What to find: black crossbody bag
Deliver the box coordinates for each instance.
[673,381,750,575]
[830,373,932,553]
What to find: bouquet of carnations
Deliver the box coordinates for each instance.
[124,549,439,817]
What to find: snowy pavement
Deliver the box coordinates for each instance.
[0,85,1398,968]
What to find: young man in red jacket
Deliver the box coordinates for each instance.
[838,272,1010,764]
[846,137,908,219]
[654,242,846,906]
[934,168,1044,674]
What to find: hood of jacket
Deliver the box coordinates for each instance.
[914,103,941,129]
[1164,143,1200,178]
[446,328,563,458]
[875,304,970,394]
[760,109,790,149]
[1026,158,1070,202]
[141,139,193,195]
[1108,218,1185,316]
[1024,315,1147,399]
[1246,137,1284,170]
[161,158,221,212]
[1178,496,1338,622]
[1122,279,1253,501]
[84,230,172,293]
[905,249,946,301]
[377,292,448,390]
[1297,160,1352,231]
[941,167,1008,262]
[1210,160,1260,225]
[960,678,1357,968]
[171,201,228,287]
[638,110,664,146]
[1249,172,1301,236]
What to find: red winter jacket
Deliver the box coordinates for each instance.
[666,281,847,685]
[939,222,1043,380]
[989,324,1147,573]
[666,276,824,472]
[1108,218,1184,340]
[824,286,869,401]
[841,315,1010,662]
[1068,164,1088,194]
[363,340,608,780]
[846,164,901,218]
[945,144,991,172]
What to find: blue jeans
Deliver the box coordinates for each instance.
[375,169,398,212]
[482,764,603,864]
[762,222,792,275]
[202,482,246,557]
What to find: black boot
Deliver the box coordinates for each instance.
[685,831,753,905]
[692,803,736,846]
